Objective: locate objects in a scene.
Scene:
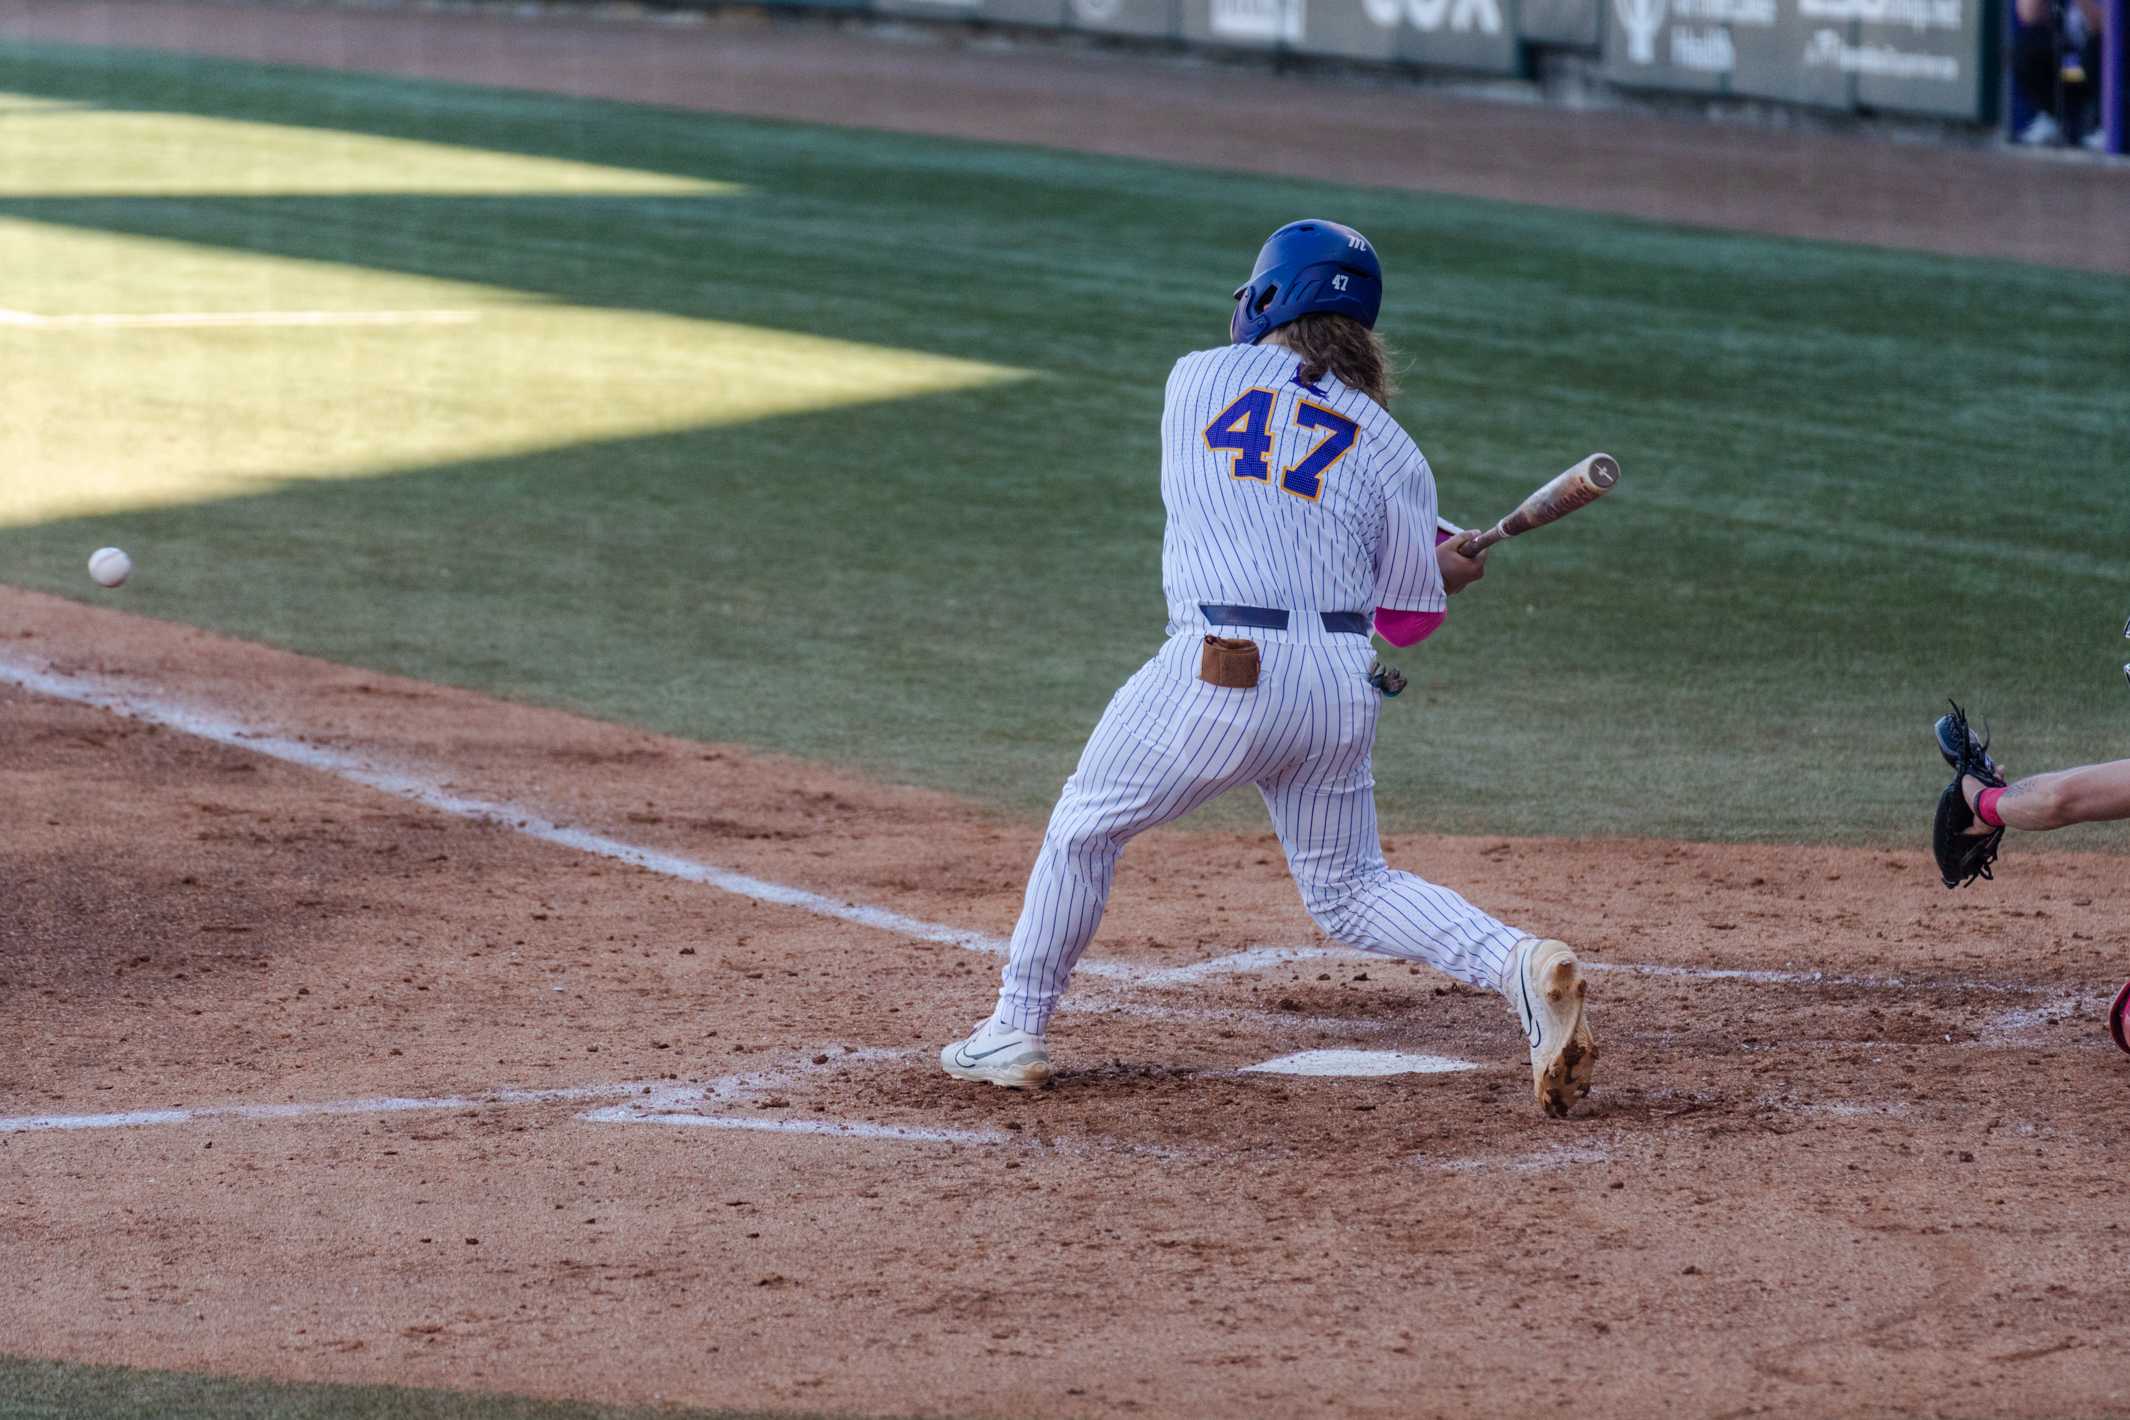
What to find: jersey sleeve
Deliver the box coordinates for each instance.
[1371,427,1448,614]
[1164,350,1202,402]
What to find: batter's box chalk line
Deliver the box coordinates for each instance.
[0,1081,640,1135]
[0,1049,992,1145]
[0,1048,1178,1158]
[1243,1049,1478,1077]
[1416,1143,1614,1172]
[579,1048,1009,1143]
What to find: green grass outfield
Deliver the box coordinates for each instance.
[0,40,2125,845]
[0,1354,837,1420]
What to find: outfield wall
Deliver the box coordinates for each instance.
[258,0,2126,146]
[678,0,2128,142]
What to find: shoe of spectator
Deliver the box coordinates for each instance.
[2081,126,2107,152]
[2017,111,2063,145]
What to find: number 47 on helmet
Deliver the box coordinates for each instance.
[1230,219,1385,346]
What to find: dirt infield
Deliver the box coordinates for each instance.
[6,588,2130,1417]
[3,5,2130,1415]
[2,0,2127,275]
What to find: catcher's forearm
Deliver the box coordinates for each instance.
[1992,760,2130,832]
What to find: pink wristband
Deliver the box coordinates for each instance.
[1975,787,2006,829]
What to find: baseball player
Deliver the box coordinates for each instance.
[1934,622,2130,1052]
[1934,625,2130,882]
[1938,735,2130,1053]
[939,220,1596,1118]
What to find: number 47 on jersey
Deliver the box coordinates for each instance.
[1202,388,1358,503]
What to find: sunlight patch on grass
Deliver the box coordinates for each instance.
[0,224,1027,526]
[0,215,522,317]
[0,93,742,198]
[0,93,87,113]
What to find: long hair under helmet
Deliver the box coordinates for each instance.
[1230,219,1384,345]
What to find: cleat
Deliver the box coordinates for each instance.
[2111,979,2130,1057]
[1505,938,1596,1118]
[940,1023,1053,1089]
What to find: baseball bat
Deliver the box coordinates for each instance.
[1452,454,1620,555]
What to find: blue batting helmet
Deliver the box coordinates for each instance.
[1229,219,1384,345]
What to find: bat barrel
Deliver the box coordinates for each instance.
[1461,452,1620,557]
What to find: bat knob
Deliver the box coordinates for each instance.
[1588,454,1619,489]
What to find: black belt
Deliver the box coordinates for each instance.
[1200,603,1370,636]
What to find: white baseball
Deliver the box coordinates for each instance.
[88,546,132,588]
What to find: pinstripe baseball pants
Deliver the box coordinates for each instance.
[993,623,1527,1035]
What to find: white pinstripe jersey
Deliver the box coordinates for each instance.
[1159,342,1445,627]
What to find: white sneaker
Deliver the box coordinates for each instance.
[2016,111,2062,146]
[940,1022,1052,1089]
[2081,127,2107,153]
[1503,938,1596,1118]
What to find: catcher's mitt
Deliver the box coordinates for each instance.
[1932,699,2006,889]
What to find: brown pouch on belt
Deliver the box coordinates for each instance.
[1199,635,1261,689]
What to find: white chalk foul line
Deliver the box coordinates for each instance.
[0,659,1083,962]
[0,658,2066,1007]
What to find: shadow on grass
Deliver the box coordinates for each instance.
[0,1353,856,1420]
[0,39,2123,844]
[11,392,2128,847]
[0,388,1162,817]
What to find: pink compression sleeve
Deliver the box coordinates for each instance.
[1374,608,1445,646]
[1373,523,1458,646]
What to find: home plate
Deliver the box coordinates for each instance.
[1243,1049,1479,1077]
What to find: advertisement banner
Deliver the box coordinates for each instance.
[1607,0,1728,91]
[1607,0,1987,112]
[1385,0,1524,70]
[1286,0,1405,56]
[1285,0,1404,58]
[1836,0,1988,117]
[987,0,1072,20]
[878,0,1069,21]
[1064,0,1181,35]
[1728,0,1854,105]
[1177,0,1514,66]
[1520,0,1601,46]
[1180,0,1306,47]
